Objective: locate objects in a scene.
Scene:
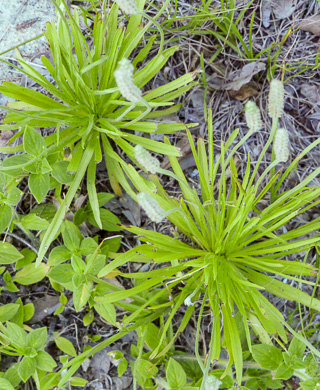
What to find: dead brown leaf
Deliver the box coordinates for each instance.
[27,295,61,324]
[161,133,194,170]
[261,0,272,28]
[272,0,296,19]
[299,15,320,36]
[229,84,259,101]
[300,83,320,104]
[208,62,266,91]
[0,130,14,148]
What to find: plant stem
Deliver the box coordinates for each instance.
[36,142,95,265]
[170,354,261,369]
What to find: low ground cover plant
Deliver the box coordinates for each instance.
[0,0,196,265]
[0,1,320,389]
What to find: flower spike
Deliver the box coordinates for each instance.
[137,193,165,223]
[245,101,262,133]
[114,0,139,15]
[135,145,160,174]
[274,128,290,162]
[114,58,142,103]
[268,79,285,119]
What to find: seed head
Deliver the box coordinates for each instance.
[114,0,139,14]
[245,101,262,132]
[274,128,290,162]
[137,193,165,223]
[268,79,285,119]
[134,145,160,174]
[204,375,222,390]
[114,58,142,103]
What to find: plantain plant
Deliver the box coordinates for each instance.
[0,0,196,264]
[94,85,320,385]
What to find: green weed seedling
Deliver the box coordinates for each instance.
[0,242,49,290]
[0,297,34,325]
[0,324,56,386]
[94,80,320,386]
[2,126,74,204]
[103,322,320,389]
[0,322,87,389]
[47,220,122,318]
[0,0,197,265]
[0,173,22,233]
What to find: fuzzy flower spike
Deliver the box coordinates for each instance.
[245,101,262,133]
[268,79,285,119]
[114,0,139,14]
[274,128,290,162]
[134,145,160,174]
[137,193,165,223]
[114,58,142,103]
[114,58,151,125]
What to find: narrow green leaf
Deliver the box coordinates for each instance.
[87,156,101,228]
[36,142,95,266]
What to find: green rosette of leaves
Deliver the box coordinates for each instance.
[0,0,196,264]
[95,109,320,385]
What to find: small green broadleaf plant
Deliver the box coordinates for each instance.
[47,220,120,323]
[0,323,56,384]
[0,297,34,325]
[0,163,50,238]
[0,172,22,232]
[73,192,122,231]
[96,94,320,383]
[0,244,49,291]
[1,126,75,205]
[248,338,320,390]
[0,0,196,265]
[108,350,128,378]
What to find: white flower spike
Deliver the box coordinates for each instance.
[137,193,165,223]
[274,128,290,162]
[245,101,262,132]
[268,79,285,119]
[114,58,142,103]
[114,0,139,15]
[134,145,160,174]
[204,375,222,390]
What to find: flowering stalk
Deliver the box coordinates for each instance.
[134,145,160,174]
[225,101,262,167]
[245,101,262,133]
[268,79,285,119]
[114,59,142,103]
[114,0,139,15]
[274,128,290,162]
[113,58,151,125]
[137,193,165,223]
